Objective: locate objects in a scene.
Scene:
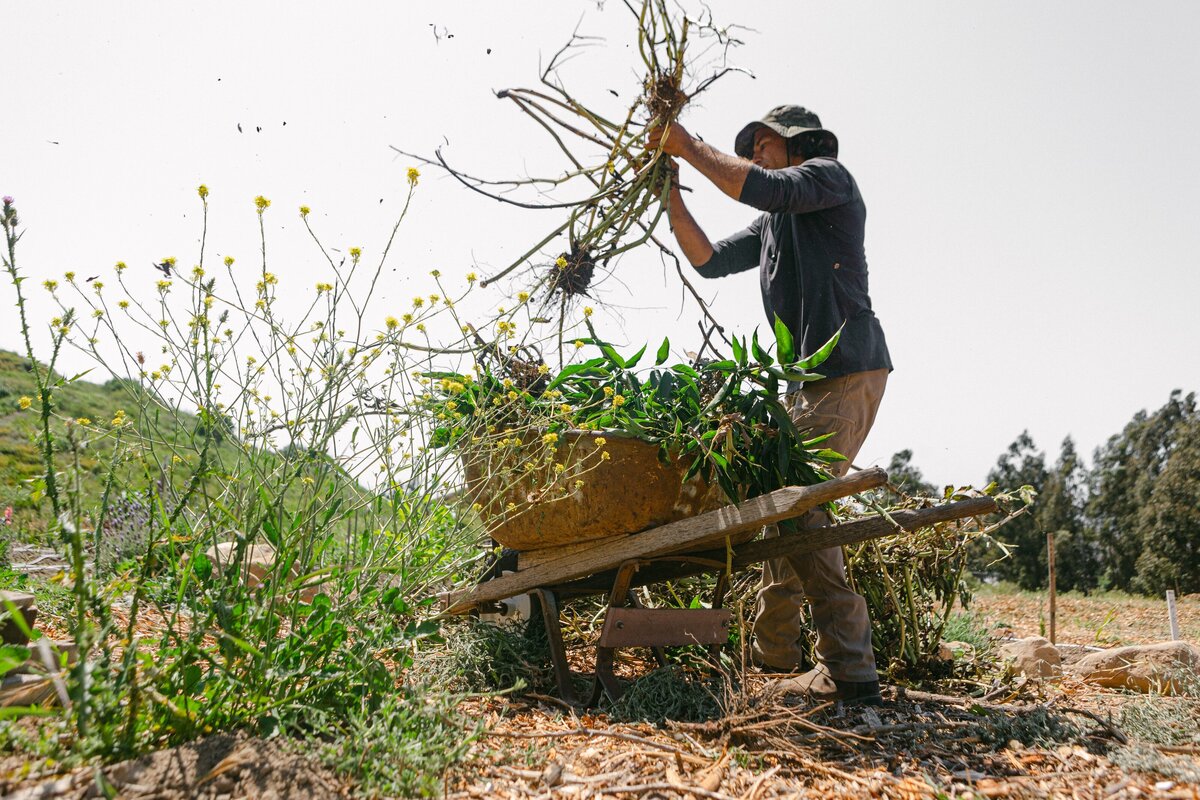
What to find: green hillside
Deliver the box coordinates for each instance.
[0,348,247,520]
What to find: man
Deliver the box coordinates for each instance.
[651,106,892,704]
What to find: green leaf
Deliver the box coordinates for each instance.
[0,645,30,675]
[598,342,625,369]
[193,553,213,583]
[672,364,701,380]
[773,315,795,365]
[655,337,671,365]
[779,370,825,383]
[623,344,648,369]
[546,358,606,390]
[795,326,841,370]
[731,335,746,366]
[751,329,772,366]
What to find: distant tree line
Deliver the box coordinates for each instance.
[891,390,1200,596]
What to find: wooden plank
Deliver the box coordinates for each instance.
[518,537,617,572]
[598,607,732,648]
[443,467,887,614]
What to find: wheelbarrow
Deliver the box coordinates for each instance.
[444,463,996,707]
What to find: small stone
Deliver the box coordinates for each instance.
[998,636,1062,680]
[937,640,975,661]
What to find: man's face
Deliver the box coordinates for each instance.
[751,128,791,170]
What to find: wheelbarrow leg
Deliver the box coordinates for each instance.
[708,567,731,662]
[531,588,581,708]
[589,559,642,705]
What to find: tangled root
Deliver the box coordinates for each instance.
[644,71,689,123]
[546,246,596,299]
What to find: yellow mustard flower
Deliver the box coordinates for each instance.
[583,306,594,317]
[385,316,399,330]
[542,432,559,445]
[349,247,362,259]
[407,166,420,185]
[299,205,311,217]
[517,291,530,303]
[555,256,568,269]
[255,195,271,213]
[466,271,477,283]
[197,184,209,199]
[114,261,127,273]
[43,280,58,291]
[18,396,32,410]
[224,256,235,267]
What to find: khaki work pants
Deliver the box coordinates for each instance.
[751,368,888,681]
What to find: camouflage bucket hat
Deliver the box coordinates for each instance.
[734,105,838,159]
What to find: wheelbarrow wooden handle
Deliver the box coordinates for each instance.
[540,495,999,597]
[442,467,888,615]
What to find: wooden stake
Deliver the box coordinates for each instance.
[1047,531,1057,645]
[1167,590,1180,641]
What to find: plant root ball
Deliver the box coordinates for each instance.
[644,71,688,123]
[547,247,596,299]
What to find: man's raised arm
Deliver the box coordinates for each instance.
[652,122,752,202]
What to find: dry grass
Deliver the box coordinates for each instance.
[971,583,1200,646]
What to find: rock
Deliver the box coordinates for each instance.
[1069,641,1200,695]
[201,542,322,603]
[998,636,1061,679]
[0,590,37,645]
[937,640,975,661]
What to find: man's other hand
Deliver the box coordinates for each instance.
[649,120,693,158]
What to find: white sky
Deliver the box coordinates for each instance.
[4,1,1199,487]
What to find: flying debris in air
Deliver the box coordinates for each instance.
[237,123,242,133]
[256,126,262,133]
[429,24,453,43]
[85,275,99,283]
[153,261,173,277]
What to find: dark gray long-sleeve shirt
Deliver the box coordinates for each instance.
[696,157,892,382]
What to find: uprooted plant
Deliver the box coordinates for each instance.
[394,0,747,336]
